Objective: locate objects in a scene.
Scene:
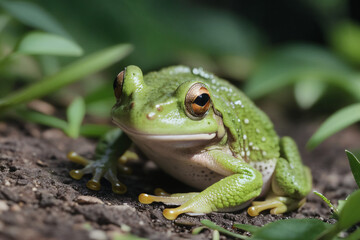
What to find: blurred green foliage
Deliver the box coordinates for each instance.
[0,0,359,142]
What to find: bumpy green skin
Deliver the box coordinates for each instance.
[83,65,311,215]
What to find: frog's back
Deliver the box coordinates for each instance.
[144,66,280,161]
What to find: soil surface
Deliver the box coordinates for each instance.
[0,104,358,240]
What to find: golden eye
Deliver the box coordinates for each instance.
[113,69,125,99]
[185,83,211,119]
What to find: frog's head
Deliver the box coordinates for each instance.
[111,65,225,145]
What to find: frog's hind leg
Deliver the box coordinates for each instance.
[247,137,312,216]
[68,129,132,194]
[141,150,263,220]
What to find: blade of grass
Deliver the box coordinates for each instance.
[0,43,133,113]
[345,150,360,188]
[16,109,67,130]
[200,220,248,239]
[65,97,85,138]
[313,190,339,218]
[15,31,83,56]
[80,124,114,138]
[192,226,206,235]
[233,223,260,234]
[307,103,360,149]
[0,0,70,38]
[212,230,220,240]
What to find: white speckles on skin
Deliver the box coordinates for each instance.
[243,135,247,140]
[146,112,156,120]
[244,118,249,124]
[234,100,242,105]
[241,151,245,157]
[261,137,266,142]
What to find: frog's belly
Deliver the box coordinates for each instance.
[131,139,224,190]
[141,147,224,190]
[129,135,276,194]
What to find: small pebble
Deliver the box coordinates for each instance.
[89,229,107,240]
[10,204,21,212]
[0,200,9,212]
[36,160,48,167]
[75,196,104,205]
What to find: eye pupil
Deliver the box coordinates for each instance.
[194,93,210,106]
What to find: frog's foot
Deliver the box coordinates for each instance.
[247,196,306,216]
[67,151,127,194]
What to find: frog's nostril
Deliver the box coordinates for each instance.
[130,102,135,109]
[146,112,156,120]
[155,104,163,112]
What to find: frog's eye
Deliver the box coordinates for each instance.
[185,83,211,119]
[113,70,125,99]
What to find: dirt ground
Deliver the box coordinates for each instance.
[0,103,358,240]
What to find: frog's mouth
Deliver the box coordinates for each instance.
[113,121,217,141]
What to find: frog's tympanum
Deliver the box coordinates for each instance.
[68,65,312,220]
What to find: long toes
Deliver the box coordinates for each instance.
[67,151,93,166]
[163,207,186,220]
[138,193,155,204]
[69,169,85,180]
[247,201,283,216]
[104,168,127,194]
[86,168,105,191]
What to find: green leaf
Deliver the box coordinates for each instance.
[65,97,85,138]
[0,43,133,112]
[192,226,206,235]
[79,124,114,138]
[16,109,67,131]
[345,150,360,188]
[200,220,247,239]
[307,103,360,149]
[16,32,83,56]
[294,79,326,109]
[251,219,330,240]
[244,44,360,100]
[0,0,70,38]
[330,21,360,65]
[233,223,260,234]
[313,190,339,218]
[344,227,360,240]
[320,190,360,240]
[337,189,360,230]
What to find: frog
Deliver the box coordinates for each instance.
[67,65,312,220]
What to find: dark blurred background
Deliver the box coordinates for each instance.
[1,0,360,137]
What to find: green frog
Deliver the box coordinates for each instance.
[68,65,312,220]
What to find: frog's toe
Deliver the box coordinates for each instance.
[163,207,187,220]
[67,151,127,194]
[67,151,93,166]
[104,167,127,194]
[247,197,306,216]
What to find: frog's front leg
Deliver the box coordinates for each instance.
[248,137,312,216]
[140,150,263,220]
[68,129,132,194]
